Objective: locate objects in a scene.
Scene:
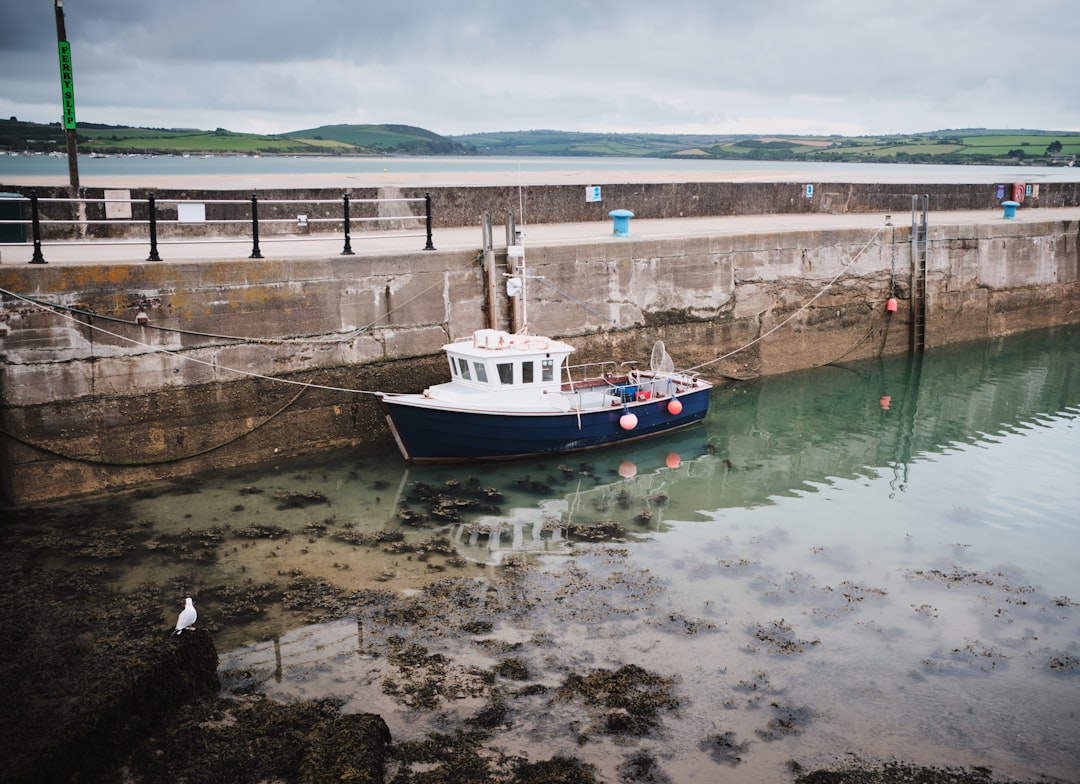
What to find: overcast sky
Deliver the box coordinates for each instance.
[2,1,1078,138]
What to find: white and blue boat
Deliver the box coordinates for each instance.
[378,328,711,462]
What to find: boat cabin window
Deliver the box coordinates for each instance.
[522,361,534,384]
[542,359,554,382]
[497,362,514,385]
[473,362,488,383]
[455,356,471,380]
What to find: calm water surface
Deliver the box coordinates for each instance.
[4,152,1080,184]
[56,326,1080,781]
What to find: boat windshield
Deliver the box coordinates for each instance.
[448,349,563,389]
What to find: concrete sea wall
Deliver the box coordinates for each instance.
[5,180,1080,240]
[1,211,1078,505]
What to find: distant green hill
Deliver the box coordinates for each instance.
[451,129,1080,164]
[449,129,747,157]
[1,118,1078,165]
[0,119,472,156]
[282,124,473,155]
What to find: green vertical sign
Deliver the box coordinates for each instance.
[58,40,76,130]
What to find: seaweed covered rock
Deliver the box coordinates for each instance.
[0,587,219,784]
[122,696,390,784]
[0,503,221,783]
[299,711,392,784]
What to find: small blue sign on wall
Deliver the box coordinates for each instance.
[996,184,1006,200]
[805,184,814,199]
[586,186,602,203]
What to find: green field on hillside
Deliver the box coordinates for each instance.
[2,118,1078,164]
[80,128,349,154]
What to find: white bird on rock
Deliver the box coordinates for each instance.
[174,597,197,634]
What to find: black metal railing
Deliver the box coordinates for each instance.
[0,190,436,264]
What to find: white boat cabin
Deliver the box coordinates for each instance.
[442,329,576,394]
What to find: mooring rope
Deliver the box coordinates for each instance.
[0,377,311,467]
[685,226,885,374]
[532,275,620,327]
[0,287,386,395]
[0,262,455,348]
[1,225,884,404]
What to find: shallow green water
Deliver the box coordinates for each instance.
[50,325,1080,781]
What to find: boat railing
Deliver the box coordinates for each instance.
[1,190,437,263]
[562,360,623,390]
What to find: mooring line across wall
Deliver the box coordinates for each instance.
[0,285,386,397]
[685,226,886,374]
[0,378,311,467]
[1,227,886,402]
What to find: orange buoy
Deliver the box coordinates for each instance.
[665,453,681,469]
[880,395,891,410]
[886,297,898,312]
[618,460,637,478]
[619,413,638,430]
[667,398,683,415]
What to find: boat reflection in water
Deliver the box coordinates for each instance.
[382,323,1080,565]
[214,326,1079,783]
[400,426,719,564]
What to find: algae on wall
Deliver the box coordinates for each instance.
[2,217,1077,505]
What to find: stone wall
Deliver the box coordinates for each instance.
[4,180,1080,240]
[1,215,1077,504]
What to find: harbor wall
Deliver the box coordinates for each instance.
[1,215,1078,505]
[3,180,1080,239]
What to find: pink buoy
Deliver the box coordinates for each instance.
[667,398,683,415]
[880,395,891,410]
[618,460,637,478]
[665,453,681,469]
[619,413,638,430]
[886,297,898,313]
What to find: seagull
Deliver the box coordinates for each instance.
[174,597,197,634]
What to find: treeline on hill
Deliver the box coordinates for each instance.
[2,117,1078,164]
[0,119,476,157]
[453,128,1080,165]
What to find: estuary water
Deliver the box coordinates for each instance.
[17,325,1080,781]
[3,151,1080,185]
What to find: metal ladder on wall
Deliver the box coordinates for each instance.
[910,195,929,353]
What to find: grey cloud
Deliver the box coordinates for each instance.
[0,0,1078,135]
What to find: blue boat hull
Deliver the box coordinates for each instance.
[380,387,711,462]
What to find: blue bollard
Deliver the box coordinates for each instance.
[609,209,634,236]
[1001,200,1019,219]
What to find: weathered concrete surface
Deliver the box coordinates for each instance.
[3,180,1079,240]
[1,213,1078,505]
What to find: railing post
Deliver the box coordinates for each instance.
[29,191,46,264]
[146,192,162,261]
[341,193,354,255]
[423,191,435,250]
[249,192,263,259]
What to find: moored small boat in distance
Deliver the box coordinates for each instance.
[378,328,712,462]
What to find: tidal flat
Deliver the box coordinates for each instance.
[2,327,1078,783]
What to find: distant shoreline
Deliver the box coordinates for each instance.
[2,154,1078,190]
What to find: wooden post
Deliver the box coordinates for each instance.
[54,2,80,197]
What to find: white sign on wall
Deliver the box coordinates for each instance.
[177,202,206,223]
[586,186,602,203]
[104,189,132,220]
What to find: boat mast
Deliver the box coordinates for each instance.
[512,180,530,334]
[507,242,527,334]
